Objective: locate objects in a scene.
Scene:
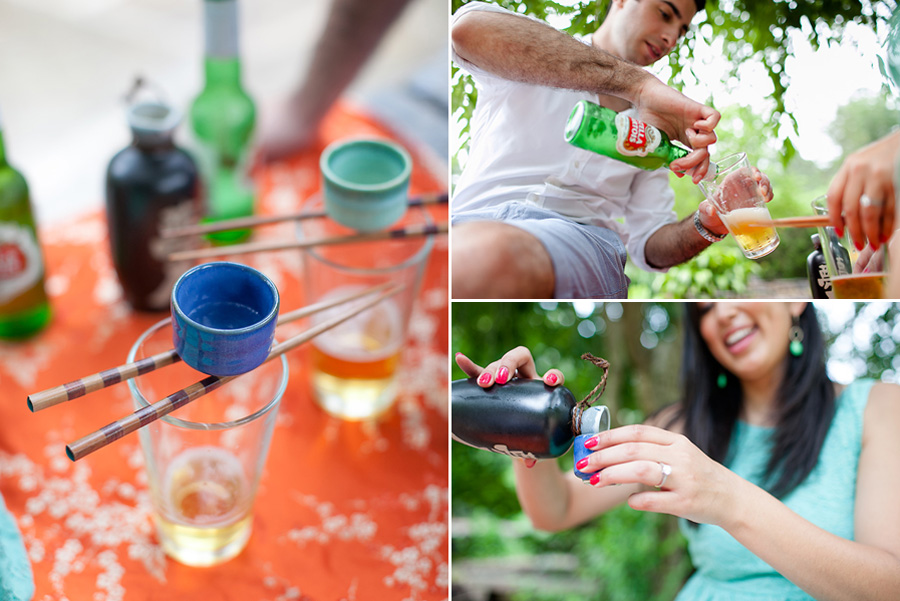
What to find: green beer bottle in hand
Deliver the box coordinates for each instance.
[0,108,51,339]
[190,0,256,244]
[565,99,708,173]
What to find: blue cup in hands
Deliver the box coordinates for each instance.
[320,138,412,232]
[171,262,280,376]
[573,434,595,481]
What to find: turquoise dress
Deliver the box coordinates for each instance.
[676,379,874,601]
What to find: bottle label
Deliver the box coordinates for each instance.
[614,113,661,157]
[0,222,43,304]
[814,262,834,299]
[451,433,538,461]
[204,0,239,58]
[145,200,200,309]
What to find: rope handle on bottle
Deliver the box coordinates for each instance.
[571,353,610,437]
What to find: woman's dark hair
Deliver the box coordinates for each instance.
[674,304,835,499]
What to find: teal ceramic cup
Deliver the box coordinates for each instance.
[320,138,413,232]
[171,262,280,376]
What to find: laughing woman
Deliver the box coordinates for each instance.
[455,302,900,601]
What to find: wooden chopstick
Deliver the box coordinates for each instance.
[166,221,448,262]
[27,282,391,412]
[160,191,448,239]
[748,215,832,229]
[65,284,403,461]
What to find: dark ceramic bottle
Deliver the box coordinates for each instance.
[451,378,609,460]
[105,97,200,311]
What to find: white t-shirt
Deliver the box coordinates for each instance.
[451,1,678,272]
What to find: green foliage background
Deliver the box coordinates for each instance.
[451,301,900,600]
[451,0,899,298]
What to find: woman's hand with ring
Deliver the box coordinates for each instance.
[826,130,900,251]
[577,424,739,526]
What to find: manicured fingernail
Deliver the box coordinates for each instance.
[584,436,599,449]
[882,234,890,244]
[496,366,510,384]
[576,458,589,470]
[836,227,843,237]
[855,240,865,251]
[590,473,601,486]
[545,373,558,385]
[477,372,491,385]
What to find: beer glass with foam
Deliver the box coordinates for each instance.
[699,152,780,259]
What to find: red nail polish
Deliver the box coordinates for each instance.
[836,227,843,238]
[545,373,558,385]
[584,436,599,449]
[576,458,589,470]
[590,473,601,486]
[496,366,509,384]
[477,372,491,385]
[855,240,865,251]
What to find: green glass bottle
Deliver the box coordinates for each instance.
[564,100,702,172]
[190,0,255,244]
[0,108,51,339]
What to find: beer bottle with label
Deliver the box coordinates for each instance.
[451,378,610,461]
[0,108,52,339]
[189,0,256,244]
[565,99,717,177]
[105,84,201,311]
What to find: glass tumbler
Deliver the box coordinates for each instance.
[128,319,288,566]
[699,152,780,259]
[811,195,888,299]
[298,195,433,420]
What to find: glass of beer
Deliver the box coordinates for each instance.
[699,152,780,259]
[127,319,288,566]
[299,194,433,421]
[811,195,888,299]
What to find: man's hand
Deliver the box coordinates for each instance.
[634,76,720,183]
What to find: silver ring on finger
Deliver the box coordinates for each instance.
[860,194,884,209]
[656,462,672,489]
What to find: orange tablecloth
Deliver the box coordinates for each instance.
[0,105,449,600]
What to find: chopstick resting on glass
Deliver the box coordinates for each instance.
[27,282,392,412]
[748,215,832,229]
[166,221,448,262]
[160,191,448,239]
[65,283,403,462]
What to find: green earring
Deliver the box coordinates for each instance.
[717,373,727,389]
[789,316,804,357]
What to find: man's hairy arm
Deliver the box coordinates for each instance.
[644,214,718,269]
[452,10,651,103]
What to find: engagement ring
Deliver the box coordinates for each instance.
[656,462,672,488]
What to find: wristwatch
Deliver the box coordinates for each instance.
[693,210,726,243]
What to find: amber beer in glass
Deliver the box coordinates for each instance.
[699,153,779,259]
[300,195,433,420]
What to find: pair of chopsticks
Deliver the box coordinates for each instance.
[748,215,831,229]
[165,192,449,262]
[28,283,401,461]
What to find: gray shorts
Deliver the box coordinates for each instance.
[452,202,629,298]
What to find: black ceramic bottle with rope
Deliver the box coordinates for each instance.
[451,354,611,462]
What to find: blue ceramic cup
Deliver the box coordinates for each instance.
[573,434,596,481]
[171,262,280,377]
[320,138,412,232]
